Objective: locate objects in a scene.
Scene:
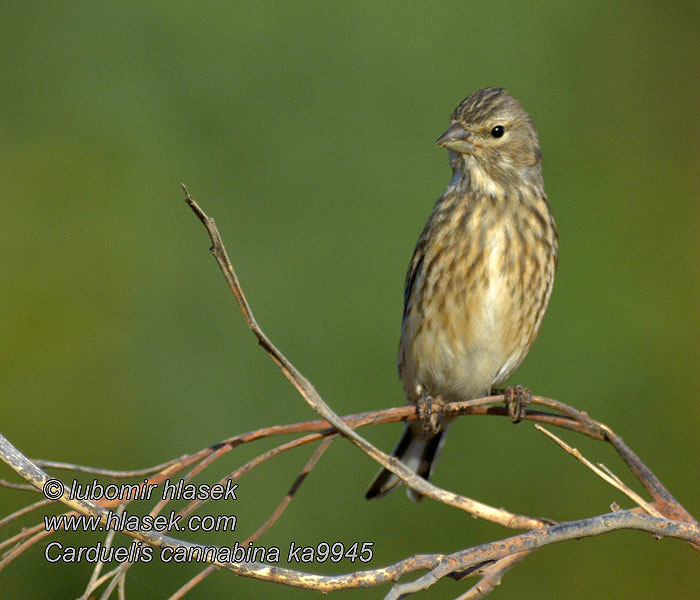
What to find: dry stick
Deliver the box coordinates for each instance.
[118,570,127,600]
[180,188,700,592]
[0,402,594,489]
[535,425,663,518]
[385,510,700,600]
[0,520,47,554]
[86,452,217,595]
[526,399,697,525]
[98,568,122,600]
[0,525,54,570]
[0,479,36,491]
[3,436,694,599]
[454,551,533,600]
[598,463,632,492]
[86,563,123,600]
[3,393,680,568]
[167,437,335,600]
[167,567,214,600]
[0,498,53,529]
[79,504,125,600]
[600,424,697,524]
[0,397,600,576]
[80,567,123,600]
[175,433,329,520]
[32,457,184,478]
[20,434,334,599]
[245,437,335,543]
[183,186,545,530]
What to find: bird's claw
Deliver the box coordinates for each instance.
[503,384,531,423]
[416,392,446,435]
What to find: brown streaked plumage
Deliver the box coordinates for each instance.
[366,88,558,501]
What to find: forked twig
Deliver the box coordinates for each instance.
[166,437,334,600]
[454,551,533,600]
[535,425,663,517]
[79,504,125,600]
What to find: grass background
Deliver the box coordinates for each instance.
[1,2,699,598]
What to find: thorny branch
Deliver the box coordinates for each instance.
[0,188,697,599]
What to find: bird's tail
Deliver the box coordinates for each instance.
[365,424,448,502]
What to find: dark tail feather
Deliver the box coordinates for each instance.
[365,424,448,502]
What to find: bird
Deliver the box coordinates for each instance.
[366,87,558,501]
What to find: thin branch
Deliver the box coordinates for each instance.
[535,425,663,518]
[599,424,697,524]
[31,458,183,478]
[167,438,334,600]
[384,511,699,599]
[167,566,215,600]
[79,504,125,600]
[244,436,334,544]
[183,189,700,537]
[175,432,331,520]
[0,479,37,492]
[0,498,53,529]
[98,568,122,600]
[80,567,123,600]
[454,551,533,600]
[6,401,596,482]
[0,520,46,554]
[0,525,55,570]
[69,433,336,597]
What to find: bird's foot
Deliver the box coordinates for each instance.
[500,384,531,424]
[416,392,446,436]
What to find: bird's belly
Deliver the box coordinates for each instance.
[400,266,519,403]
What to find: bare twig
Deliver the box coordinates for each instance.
[244,436,334,544]
[31,458,183,478]
[0,520,47,554]
[454,551,533,600]
[79,504,125,600]
[167,438,334,600]
[0,498,53,529]
[167,566,215,600]
[0,479,37,492]
[175,433,330,520]
[599,424,696,524]
[384,511,699,599]
[0,525,55,570]
[535,425,663,517]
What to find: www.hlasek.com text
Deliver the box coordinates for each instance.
[44,509,237,534]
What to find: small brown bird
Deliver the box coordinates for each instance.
[366,88,558,501]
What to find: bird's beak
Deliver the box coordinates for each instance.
[436,123,473,154]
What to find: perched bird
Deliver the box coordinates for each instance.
[366,87,558,501]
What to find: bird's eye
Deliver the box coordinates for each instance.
[490,125,505,138]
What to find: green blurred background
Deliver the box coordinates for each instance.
[1,1,698,598]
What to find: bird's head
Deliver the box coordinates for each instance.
[437,88,542,191]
